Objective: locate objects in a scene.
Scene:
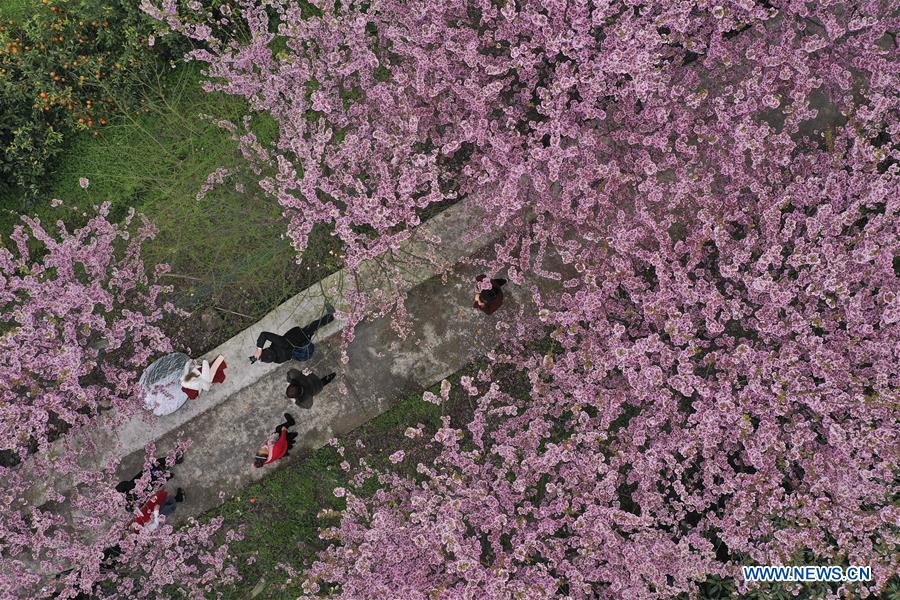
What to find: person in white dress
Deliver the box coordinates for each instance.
[140,352,191,416]
[180,354,227,394]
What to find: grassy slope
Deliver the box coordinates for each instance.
[2,62,343,353]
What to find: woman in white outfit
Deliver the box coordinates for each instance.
[140,353,228,415]
[180,354,227,394]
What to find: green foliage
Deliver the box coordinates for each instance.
[206,447,345,599]
[363,388,444,435]
[5,62,342,353]
[0,122,64,196]
[0,0,33,21]
[0,0,177,199]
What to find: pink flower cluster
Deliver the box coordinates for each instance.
[0,203,172,462]
[0,205,240,597]
[143,0,898,596]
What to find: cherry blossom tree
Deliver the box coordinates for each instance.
[0,204,239,598]
[144,0,899,597]
[302,165,898,598]
[0,203,174,463]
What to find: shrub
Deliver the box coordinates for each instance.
[0,0,183,199]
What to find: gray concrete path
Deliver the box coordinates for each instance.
[21,194,503,509]
[19,189,570,540]
[12,192,564,587]
[125,251,532,524]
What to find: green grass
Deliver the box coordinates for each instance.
[2,61,343,353]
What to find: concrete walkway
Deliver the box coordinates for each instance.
[126,250,532,524]
[126,230,566,526]
[22,190,567,536]
[21,195,495,508]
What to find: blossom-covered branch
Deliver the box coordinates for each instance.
[144,0,899,596]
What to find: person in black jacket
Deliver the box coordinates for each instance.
[285,368,336,408]
[251,304,335,364]
[473,275,507,315]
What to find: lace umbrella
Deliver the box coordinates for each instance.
[139,352,190,416]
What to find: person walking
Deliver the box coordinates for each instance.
[473,275,507,315]
[285,368,336,409]
[251,304,335,364]
[253,413,298,468]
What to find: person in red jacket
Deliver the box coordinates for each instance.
[253,413,298,468]
[131,487,184,532]
[472,275,507,315]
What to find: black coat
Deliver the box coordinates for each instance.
[256,327,311,363]
[286,368,324,408]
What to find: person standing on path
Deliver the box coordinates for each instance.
[473,275,507,315]
[253,413,298,468]
[285,368,336,409]
[250,304,335,364]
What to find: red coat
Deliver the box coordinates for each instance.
[264,428,289,465]
[132,489,168,527]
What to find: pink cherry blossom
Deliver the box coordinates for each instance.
[0,205,240,597]
[140,1,900,596]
